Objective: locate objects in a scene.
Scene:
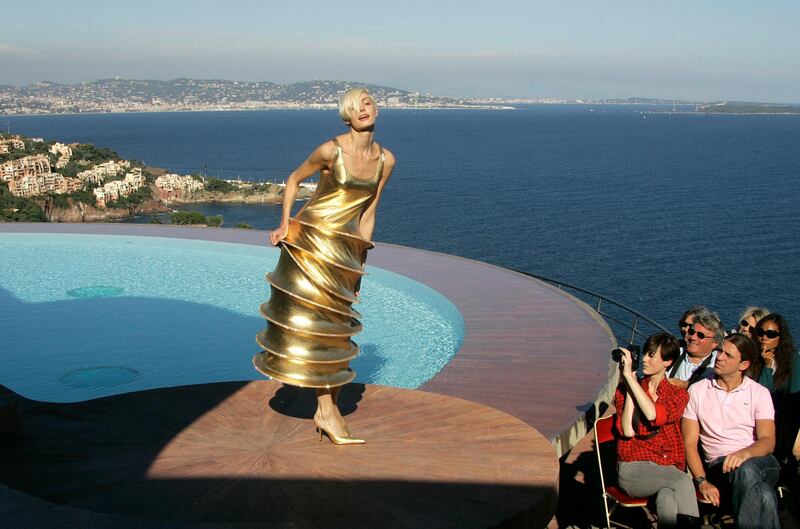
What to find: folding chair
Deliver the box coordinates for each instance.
[594,414,653,529]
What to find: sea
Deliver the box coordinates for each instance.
[5,105,800,338]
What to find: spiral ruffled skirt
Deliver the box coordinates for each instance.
[253,218,373,388]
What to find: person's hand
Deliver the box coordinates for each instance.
[269,224,289,246]
[761,349,775,368]
[619,348,635,380]
[698,480,721,507]
[722,449,752,473]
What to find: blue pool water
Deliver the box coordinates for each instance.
[0,233,464,402]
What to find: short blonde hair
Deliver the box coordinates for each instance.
[739,306,770,324]
[338,88,375,122]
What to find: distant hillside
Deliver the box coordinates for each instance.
[0,79,503,115]
[697,101,800,114]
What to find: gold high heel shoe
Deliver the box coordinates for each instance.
[314,417,365,445]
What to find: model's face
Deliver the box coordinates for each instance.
[348,95,378,130]
[641,346,670,377]
[686,323,717,357]
[738,315,758,338]
[758,320,781,354]
[714,340,748,377]
[679,314,694,339]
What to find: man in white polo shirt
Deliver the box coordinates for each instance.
[682,333,781,529]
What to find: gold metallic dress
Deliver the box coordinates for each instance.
[253,140,384,388]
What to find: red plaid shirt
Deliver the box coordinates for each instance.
[614,376,689,470]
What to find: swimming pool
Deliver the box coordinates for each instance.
[0,233,464,402]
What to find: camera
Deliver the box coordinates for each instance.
[611,344,641,369]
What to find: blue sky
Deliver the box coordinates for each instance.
[2,0,798,101]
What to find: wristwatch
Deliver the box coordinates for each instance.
[693,476,707,486]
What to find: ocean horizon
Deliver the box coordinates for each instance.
[5,105,800,335]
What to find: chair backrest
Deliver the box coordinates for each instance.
[595,413,617,445]
[594,414,617,495]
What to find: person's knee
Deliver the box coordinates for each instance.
[732,459,765,488]
[750,482,778,507]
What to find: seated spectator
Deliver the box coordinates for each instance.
[753,314,800,468]
[754,314,799,394]
[614,333,699,528]
[734,306,770,338]
[669,308,723,389]
[682,333,780,529]
[677,305,706,350]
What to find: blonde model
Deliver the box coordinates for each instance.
[254,88,396,444]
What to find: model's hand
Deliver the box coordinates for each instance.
[722,449,752,473]
[698,481,721,506]
[269,224,289,246]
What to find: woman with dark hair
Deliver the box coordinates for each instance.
[614,333,699,527]
[755,314,798,393]
[754,314,800,467]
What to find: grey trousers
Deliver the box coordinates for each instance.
[617,460,699,528]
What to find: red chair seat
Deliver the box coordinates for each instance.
[606,485,649,507]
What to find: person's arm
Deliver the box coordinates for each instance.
[357,149,395,241]
[793,428,800,461]
[613,384,635,438]
[269,142,334,245]
[682,417,720,506]
[618,348,657,421]
[620,391,636,438]
[721,419,776,473]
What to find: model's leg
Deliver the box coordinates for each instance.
[314,388,363,444]
[728,455,781,529]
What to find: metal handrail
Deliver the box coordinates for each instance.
[512,269,671,345]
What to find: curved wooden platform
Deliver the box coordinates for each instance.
[0,381,557,529]
[0,223,617,454]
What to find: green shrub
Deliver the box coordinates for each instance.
[170,210,207,225]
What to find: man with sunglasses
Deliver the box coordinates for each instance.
[670,309,724,390]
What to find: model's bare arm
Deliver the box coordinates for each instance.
[358,149,395,241]
[721,419,776,473]
[269,142,334,245]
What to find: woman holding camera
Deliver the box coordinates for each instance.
[614,333,699,528]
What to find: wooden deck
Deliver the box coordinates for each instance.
[0,381,557,528]
[0,223,619,528]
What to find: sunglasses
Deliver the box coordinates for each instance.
[739,320,753,329]
[679,320,691,329]
[756,328,781,339]
[687,327,714,340]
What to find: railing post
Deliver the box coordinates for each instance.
[630,315,639,345]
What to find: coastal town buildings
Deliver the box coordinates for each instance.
[1,154,52,181]
[1,136,26,150]
[77,160,131,184]
[8,173,83,198]
[93,169,147,207]
[155,173,204,192]
[49,142,73,169]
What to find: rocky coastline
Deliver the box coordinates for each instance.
[39,184,313,223]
